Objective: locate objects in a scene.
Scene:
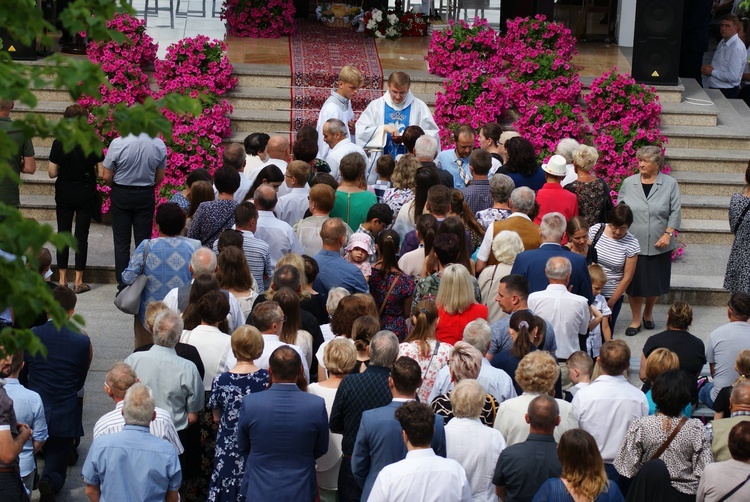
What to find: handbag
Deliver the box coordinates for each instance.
[586,223,605,265]
[114,240,150,315]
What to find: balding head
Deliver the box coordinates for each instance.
[545,256,571,284]
[266,135,290,161]
[526,394,560,434]
[105,362,138,401]
[731,382,750,411]
[190,247,217,277]
[254,184,278,211]
[320,217,347,250]
[222,143,247,171]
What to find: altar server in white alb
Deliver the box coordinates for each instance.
[356,71,440,161]
[316,65,364,162]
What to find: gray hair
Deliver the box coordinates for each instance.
[492,230,524,265]
[122,383,155,427]
[369,330,399,367]
[635,145,664,169]
[325,118,348,136]
[414,135,438,160]
[326,287,350,315]
[462,319,491,355]
[509,187,535,215]
[191,247,217,276]
[450,379,485,419]
[545,256,572,281]
[572,145,599,173]
[152,309,183,348]
[555,138,581,164]
[540,212,566,242]
[489,173,515,204]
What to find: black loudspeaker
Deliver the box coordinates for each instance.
[0,28,37,61]
[632,0,683,86]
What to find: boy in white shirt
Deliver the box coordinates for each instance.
[586,264,612,359]
[564,351,593,402]
[316,66,363,162]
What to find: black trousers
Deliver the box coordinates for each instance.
[0,471,30,501]
[110,184,154,289]
[337,456,363,502]
[56,203,94,271]
[41,436,75,492]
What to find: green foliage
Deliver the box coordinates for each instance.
[0,0,200,357]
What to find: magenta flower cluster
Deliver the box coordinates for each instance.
[513,102,589,161]
[427,18,508,148]
[584,69,667,192]
[153,36,237,209]
[221,0,296,38]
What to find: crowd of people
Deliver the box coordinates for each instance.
[2,62,750,502]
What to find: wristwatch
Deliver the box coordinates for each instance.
[664,231,673,237]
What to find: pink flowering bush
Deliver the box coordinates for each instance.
[434,74,509,147]
[500,15,577,65]
[85,13,158,67]
[585,69,667,192]
[426,18,503,77]
[221,0,296,38]
[506,53,582,109]
[513,101,588,161]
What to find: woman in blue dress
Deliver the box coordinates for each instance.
[207,325,269,502]
[534,429,624,502]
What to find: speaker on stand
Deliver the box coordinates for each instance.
[0,28,37,61]
[631,0,684,86]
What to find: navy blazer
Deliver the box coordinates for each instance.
[510,243,594,304]
[351,400,447,501]
[24,320,91,438]
[237,383,329,501]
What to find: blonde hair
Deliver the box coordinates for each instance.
[324,338,358,375]
[588,263,607,287]
[406,300,439,358]
[516,351,560,393]
[572,145,599,173]
[450,379,485,419]
[286,160,311,186]
[492,230,524,265]
[436,263,476,315]
[449,341,483,382]
[645,348,680,382]
[567,351,593,377]
[735,349,750,386]
[558,429,610,500]
[145,301,169,333]
[391,154,420,190]
[339,65,364,87]
[231,325,264,362]
[499,131,520,146]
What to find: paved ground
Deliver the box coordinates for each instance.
[28,280,729,501]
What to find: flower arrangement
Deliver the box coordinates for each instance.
[505,53,582,108]
[316,3,364,25]
[500,14,577,66]
[400,10,429,37]
[585,69,667,192]
[513,101,588,161]
[221,0,296,38]
[426,18,502,77]
[364,8,403,39]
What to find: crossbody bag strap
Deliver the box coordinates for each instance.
[378,273,401,316]
[732,200,750,234]
[416,340,440,398]
[717,473,750,502]
[205,211,235,246]
[140,240,151,275]
[649,416,687,461]
[591,223,605,247]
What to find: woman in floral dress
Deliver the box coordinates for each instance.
[208,326,269,502]
[724,162,750,293]
[564,145,613,226]
[368,230,415,341]
[382,153,419,217]
[398,300,452,403]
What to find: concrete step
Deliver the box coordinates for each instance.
[666,147,749,173]
[19,171,55,196]
[678,218,732,245]
[19,194,57,220]
[659,78,718,127]
[681,194,729,220]
[671,171,746,196]
[667,243,730,306]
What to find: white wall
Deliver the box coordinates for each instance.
[617,0,636,46]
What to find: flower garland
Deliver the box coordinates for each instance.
[221,0,296,38]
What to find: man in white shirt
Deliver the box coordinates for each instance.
[243,132,269,183]
[251,301,310,382]
[275,160,311,226]
[316,65,362,162]
[528,256,590,388]
[323,118,369,183]
[261,135,293,196]
[572,340,648,485]
[368,401,472,502]
[702,14,747,98]
[252,184,304,268]
[429,319,516,405]
[221,143,252,203]
[93,363,183,454]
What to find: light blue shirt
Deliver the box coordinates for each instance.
[103,133,167,186]
[312,249,369,297]
[436,149,471,189]
[82,424,182,500]
[708,33,747,88]
[3,378,48,477]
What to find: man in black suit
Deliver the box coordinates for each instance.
[23,286,92,500]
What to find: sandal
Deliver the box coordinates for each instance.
[73,284,91,294]
[642,317,655,330]
[625,325,642,337]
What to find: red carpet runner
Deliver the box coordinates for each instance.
[289,20,383,135]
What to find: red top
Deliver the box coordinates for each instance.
[436,303,489,346]
[533,182,579,225]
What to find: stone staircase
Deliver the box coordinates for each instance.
[15,62,749,304]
